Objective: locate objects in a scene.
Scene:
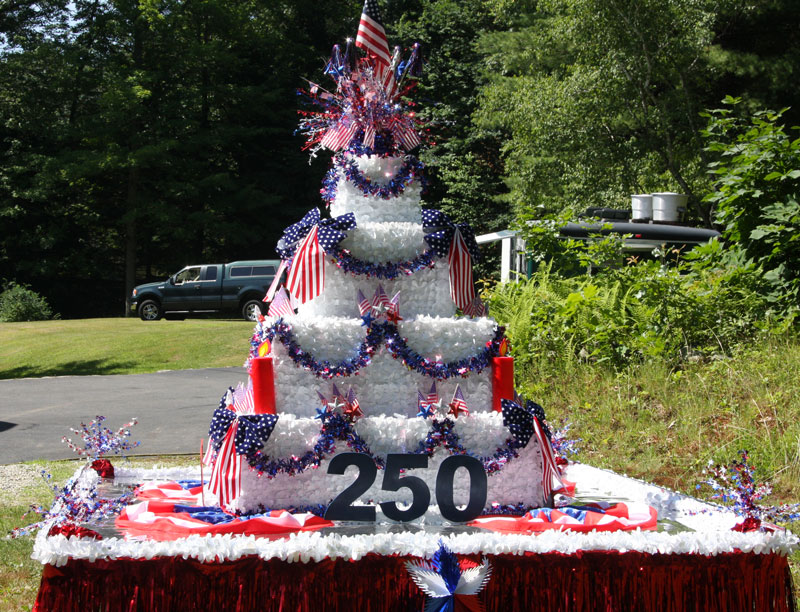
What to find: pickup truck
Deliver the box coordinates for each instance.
[130,260,280,321]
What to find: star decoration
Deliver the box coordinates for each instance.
[447,401,469,419]
[385,309,403,324]
[344,401,364,421]
[417,404,436,419]
[315,405,331,420]
[361,312,376,327]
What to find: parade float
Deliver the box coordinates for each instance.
[27,3,797,610]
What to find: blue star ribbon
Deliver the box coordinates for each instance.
[501,398,550,447]
[208,407,279,457]
[421,209,481,261]
[276,208,357,260]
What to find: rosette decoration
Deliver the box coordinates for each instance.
[501,397,564,504]
[405,542,492,612]
[275,208,357,305]
[296,1,424,157]
[422,209,481,311]
[207,389,279,511]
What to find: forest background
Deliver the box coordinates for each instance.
[2,0,798,320]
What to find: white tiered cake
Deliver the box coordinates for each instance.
[208,152,549,517]
[203,40,555,519]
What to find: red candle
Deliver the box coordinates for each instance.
[251,356,276,414]
[492,356,515,413]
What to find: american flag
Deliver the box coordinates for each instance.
[357,289,371,316]
[448,385,470,418]
[286,226,326,304]
[320,120,359,152]
[264,260,288,302]
[396,121,421,151]
[448,228,476,311]
[268,286,295,318]
[208,389,249,511]
[372,284,391,310]
[356,0,391,67]
[462,295,486,318]
[233,382,254,414]
[425,381,439,405]
[207,421,241,511]
[534,416,566,505]
[388,290,400,315]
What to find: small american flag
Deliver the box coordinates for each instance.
[286,226,326,304]
[462,295,486,318]
[208,387,252,511]
[425,381,439,405]
[356,0,391,67]
[264,260,288,302]
[448,228,476,311]
[448,384,470,418]
[268,286,295,318]
[534,416,565,505]
[207,422,241,511]
[320,120,359,152]
[357,289,371,316]
[372,284,391,310]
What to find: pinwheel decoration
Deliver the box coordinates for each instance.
[405,542,492,612]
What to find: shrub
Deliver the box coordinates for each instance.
[485,247,777,371]
[0,281,56,322]
[701,97,800,317]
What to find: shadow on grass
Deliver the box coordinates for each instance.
[0,359,139,380]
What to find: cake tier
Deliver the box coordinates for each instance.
[267,315,498,417]
[329,155,423,224]
[295,229,455,318]
[232,412,545,513]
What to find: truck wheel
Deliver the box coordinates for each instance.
[242,299,263,321]
[138,300,163,321]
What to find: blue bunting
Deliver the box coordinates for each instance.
[276,208,356,260]
[422,209,481,261]
[208,407,278,456]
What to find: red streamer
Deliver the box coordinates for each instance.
[33,550,795,612]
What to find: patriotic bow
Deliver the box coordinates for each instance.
[405,542,492,612]
[421,210,481,262]
[208,407,278,457]
[501,398,551,448]
[422,209,481,311]
[276,208,357,260]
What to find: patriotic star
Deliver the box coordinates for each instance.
[315,405,331,420]
[447,401,469,419]
[361,311,376,327]
[344,401,364,421]
[385,308,403,324]
[328,397,345,414]
[417,403,436,419]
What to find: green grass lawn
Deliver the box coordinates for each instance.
[0,318,254,379]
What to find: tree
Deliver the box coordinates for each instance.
[390,0,511,277]
[477,0,760,231]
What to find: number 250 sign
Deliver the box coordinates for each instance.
[324,453,488,523]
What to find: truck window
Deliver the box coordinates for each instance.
[230,267,252,278]
[175,266,202,284]
[252,265,276,276]
[204,266,218,281]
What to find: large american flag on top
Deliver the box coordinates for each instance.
[356,0,391,66]
[355,0,397,96]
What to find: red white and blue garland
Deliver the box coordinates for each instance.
[207,397,546,484]
[320,154,427,206]
[249,319,506,380]
[329,246,437,280]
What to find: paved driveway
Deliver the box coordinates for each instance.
[0,367,246,464]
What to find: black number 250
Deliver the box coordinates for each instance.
[324,453,488,523]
